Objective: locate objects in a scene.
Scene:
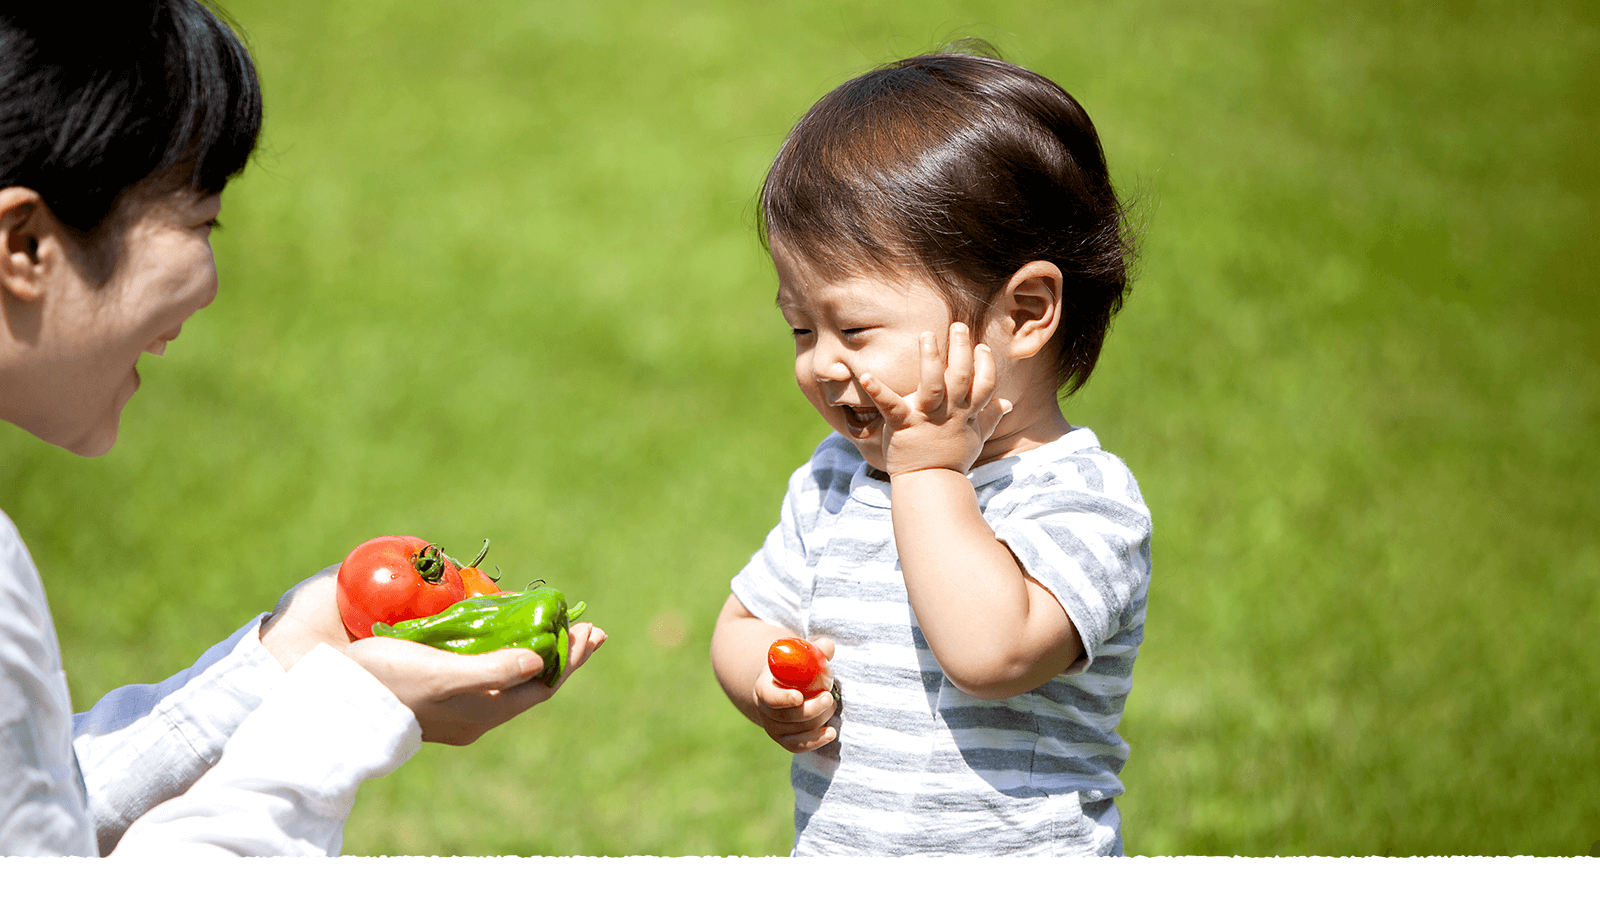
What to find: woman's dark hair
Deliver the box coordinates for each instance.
[0,1,262,235]
[759,46,1137,394]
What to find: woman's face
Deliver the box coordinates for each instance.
[23,189,222,456]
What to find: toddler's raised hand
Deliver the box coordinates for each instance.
[858,322,1011,476]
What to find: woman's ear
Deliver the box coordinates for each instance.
[0,187,50,302]
[993,260,1063,361]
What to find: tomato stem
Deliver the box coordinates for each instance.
[411,542,451,584]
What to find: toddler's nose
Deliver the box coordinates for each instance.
[812,358,852,383]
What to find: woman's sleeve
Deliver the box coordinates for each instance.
[0,513,96,856]
[109,642,421,857]
[6,504,419,857]
[70,615,285,854]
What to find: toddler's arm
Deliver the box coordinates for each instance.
[860,323,1083,699]
[710,594,838,753]
[891,471,1082,698]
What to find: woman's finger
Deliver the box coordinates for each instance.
[348,637,537,698]
[543,623,607,690]
[567,623,607,670]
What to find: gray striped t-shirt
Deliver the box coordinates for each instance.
[733,428,1152,856]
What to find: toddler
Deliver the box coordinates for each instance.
[709,48,1152,856]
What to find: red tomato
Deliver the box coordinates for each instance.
[336,536,465,640]
[460,566,504,599]
[768,638,830,695]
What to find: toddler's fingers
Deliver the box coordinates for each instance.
[970,342,999,410]
[918,331,948,413]
[857,371,907,418]
[945,322,976,406]
[774,723,838,754]
[756,680,835,721]
[764,696,839,743]
[977,396,1014,440]
[759,694,812,721]
[754,676,811,717]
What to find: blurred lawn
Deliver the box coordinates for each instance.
[1,0,1595,856]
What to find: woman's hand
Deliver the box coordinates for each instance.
[752,636,838,753]
[259,564,607,745]
[345,623,606,745]
[258,564,351,666]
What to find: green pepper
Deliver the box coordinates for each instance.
[372,585,586,687]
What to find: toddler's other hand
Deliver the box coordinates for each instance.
[754,636,838,753]
[859,322,1010,476]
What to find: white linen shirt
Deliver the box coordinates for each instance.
[0,509,422,856]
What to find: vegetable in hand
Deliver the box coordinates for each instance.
[337,536,465,640]
[768,637,833,696]
[374,585,586,687]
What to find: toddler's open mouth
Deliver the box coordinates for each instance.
[841,404,881,437]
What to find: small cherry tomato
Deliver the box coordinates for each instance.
[453,539,506,599]
[460,566,504,598]
[768,637,831,695]
[336,535,466,640]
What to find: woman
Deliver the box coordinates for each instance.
[0,2,604,856]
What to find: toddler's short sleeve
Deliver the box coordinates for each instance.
[730,435,860,636]
[730,465,813,636]
[988,445,1152,673]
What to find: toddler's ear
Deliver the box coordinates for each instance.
[995,260,1063,360]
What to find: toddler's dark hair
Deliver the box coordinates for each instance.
[759,47,1136,394]
[0,1,262,236]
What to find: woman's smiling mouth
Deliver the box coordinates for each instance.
[145,325,185,357]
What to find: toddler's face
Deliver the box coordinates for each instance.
[771,241,976,472]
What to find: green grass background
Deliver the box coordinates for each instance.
[2,0,1595,856]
